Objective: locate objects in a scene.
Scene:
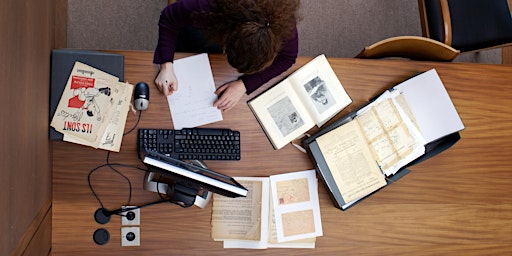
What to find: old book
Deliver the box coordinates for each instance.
[211,170,322,249]
[315,90,426,207]
[50,61,133,151]
[248,54,352,149]
[49,49,124,140]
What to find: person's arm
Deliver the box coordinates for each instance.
[239,27,299,94]
[153,0,210,95]
[153,0,210,64]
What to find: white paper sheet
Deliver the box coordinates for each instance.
[270,170,323,243]
[167,53,223,129]
[393,69,464,143]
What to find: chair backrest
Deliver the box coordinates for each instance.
[355,36,460,61]
[418,0,512,52]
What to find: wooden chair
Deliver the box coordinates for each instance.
[355,36,460,61]
[418,0,512,52]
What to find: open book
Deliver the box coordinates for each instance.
[248,54,352,149]
[211,170,322,249]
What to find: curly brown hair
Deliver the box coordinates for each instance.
[198,0,300,74]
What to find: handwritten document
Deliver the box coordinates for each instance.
[168,53,223,129]
[270,170,323,243]
[316,91,426,203]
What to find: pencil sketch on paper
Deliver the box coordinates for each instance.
[268,96,305,137]
[303,75,336,115]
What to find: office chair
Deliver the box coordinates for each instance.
[355,36,460,61]
[418,0,512,52]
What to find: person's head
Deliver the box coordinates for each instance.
[204,0,300,74]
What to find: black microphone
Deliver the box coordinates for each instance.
[94,206,138,224]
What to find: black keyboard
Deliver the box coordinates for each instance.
[138,128,241,160]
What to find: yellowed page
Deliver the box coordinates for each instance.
[270,170,322,243]
[356,98,418,172]
[316,121,387,203]
[211,179,263,241]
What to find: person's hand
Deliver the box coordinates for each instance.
[155,62,178,96]
[213,80,247,112]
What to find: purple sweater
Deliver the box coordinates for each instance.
[153,0,298,94]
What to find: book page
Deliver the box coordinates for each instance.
[291,55,352,127]
[316,121,387,203]
[168,53,223,129]
[248,79,316,149]
[211,178,267,242]
[270,170,323,243]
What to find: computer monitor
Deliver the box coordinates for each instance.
[143,151,248,198]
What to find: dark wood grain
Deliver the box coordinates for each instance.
[52,52,512,255]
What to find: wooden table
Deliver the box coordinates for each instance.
[52,51,512,255]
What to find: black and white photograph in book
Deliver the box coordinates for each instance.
[303,76,336,114]
[268,97,305,137]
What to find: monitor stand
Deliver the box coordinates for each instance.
[143,159,212,208]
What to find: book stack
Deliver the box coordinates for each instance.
[211,170,323,249]
[50,61,133,152]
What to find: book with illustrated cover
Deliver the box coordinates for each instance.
[248,54,352,150]
[50,61,133,151]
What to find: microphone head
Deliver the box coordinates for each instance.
[94,208,111,224]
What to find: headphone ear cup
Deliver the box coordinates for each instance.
[143,172,170,194]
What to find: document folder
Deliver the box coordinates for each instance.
[302,69,464,210]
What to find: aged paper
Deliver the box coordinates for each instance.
[211,179,263,241]
[356,98,415,171]
[167,53,222,129]
[51,62,119,142]
[316,121,387,203]
[276,178,310,205]
[212,175,317,249]
[270,170,322,243]
[267,188,316,248]
[356,91,426,176]
[51,62,133,151]
[316,91,425,203]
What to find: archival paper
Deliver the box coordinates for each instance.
[270,170,322,243]
[167,53,223,129]
[316,90,425,203]
[50,61,133,151]
[211,175,318,249]
[211,178,265,242]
